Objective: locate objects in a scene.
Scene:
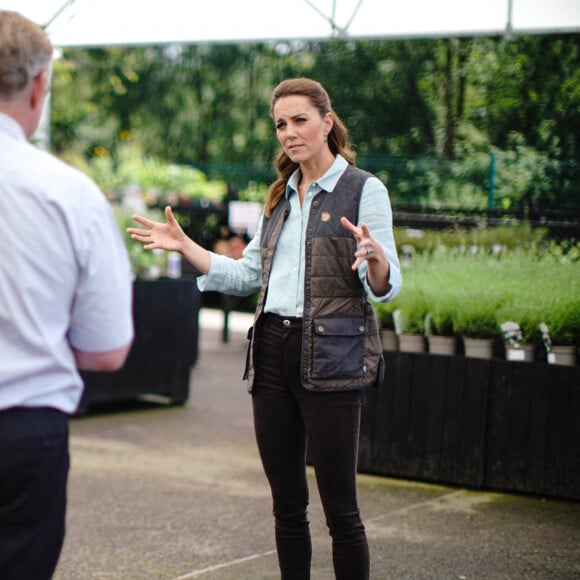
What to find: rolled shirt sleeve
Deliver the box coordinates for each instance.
[357,176,402,303]
[197,219,263,297]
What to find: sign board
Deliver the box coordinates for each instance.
[228,201,262,238]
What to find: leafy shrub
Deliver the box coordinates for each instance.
[62,144,227,204]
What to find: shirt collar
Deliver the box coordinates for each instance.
[285,154,348,199]
[0,113,27,142]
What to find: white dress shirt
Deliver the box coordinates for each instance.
[0,113,134,413]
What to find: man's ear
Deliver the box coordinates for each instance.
[30,71,48,111]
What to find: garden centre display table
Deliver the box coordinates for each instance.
[358,351,579,501]
[78,278,200,413]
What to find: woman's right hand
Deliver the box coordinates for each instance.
[128,205,185,253]
[128,205,212,275]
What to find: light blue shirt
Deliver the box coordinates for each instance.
[198,155,402,316]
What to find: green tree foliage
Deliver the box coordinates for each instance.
[50,34,580,209]
[467,36,580,159]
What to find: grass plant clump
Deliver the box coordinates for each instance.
[374,300,398,331]
[394,287,430,334]
[393,224,548,257]
[376,236,579,348]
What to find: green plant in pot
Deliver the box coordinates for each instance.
[452,288,503,359]
[496,299,541,362]
[535,294,580,366]
[452,290,502,340]
[373,301,399,350]
[393,288,429,352]
[374,301,398,330]
[429,295,457,337]
[538,296,580,347]
[531,249,579,364]
[394,288,429,334]
[427,295,459,355]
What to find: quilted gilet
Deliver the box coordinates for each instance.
[244,165,384,392]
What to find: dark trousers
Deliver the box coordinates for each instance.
[0,407,69,580]
[252,315,369,580]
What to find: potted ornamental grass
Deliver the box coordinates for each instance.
[497,250,580,365]
[408,251,502,358]
[494,268,540,363]
[537,295,580,366]
[393,242,578,363]
[534,255,580,365]
[374,301,399,351]
[496,301,539,363]
[451,287,503,359]
[423,259,459,355]
[427,295,459,356]
[429,252,513,359]
[392,287,429,353]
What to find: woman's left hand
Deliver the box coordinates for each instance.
[340,217,384,269]
[341,216,392,295]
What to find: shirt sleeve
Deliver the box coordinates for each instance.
[67,193,134,352]
[197,216,263,296]
[357,176,402,302]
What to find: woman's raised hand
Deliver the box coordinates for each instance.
[340,217,385,270]
[128,206,185,253]
[341,216,391,296]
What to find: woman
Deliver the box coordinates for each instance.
[128,77,402,580]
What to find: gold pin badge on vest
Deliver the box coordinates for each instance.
[321,211,331,222]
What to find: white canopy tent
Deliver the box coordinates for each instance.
[1,0,579,47]
[3,0,578,148]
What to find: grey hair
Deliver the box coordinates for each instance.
[0,11,53,100]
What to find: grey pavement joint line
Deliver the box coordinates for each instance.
[171,489,464,578]
[173,550,277,579]
[365,489,466,523]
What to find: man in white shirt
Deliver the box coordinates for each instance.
[0,11,134,579]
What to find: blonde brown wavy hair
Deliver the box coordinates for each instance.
[264,78,356,217]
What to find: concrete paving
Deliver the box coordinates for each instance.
[54,309,580,579]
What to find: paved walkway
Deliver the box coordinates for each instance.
[54,310,580,579]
